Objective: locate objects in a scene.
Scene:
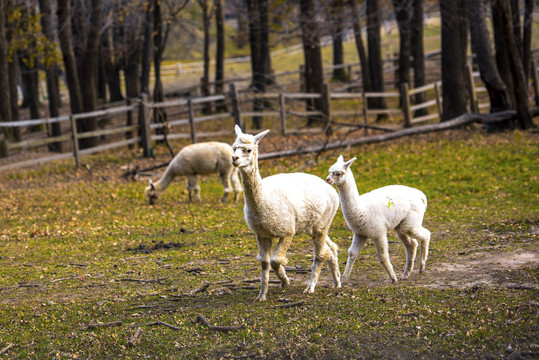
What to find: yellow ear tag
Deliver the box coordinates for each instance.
[388,200,392,209]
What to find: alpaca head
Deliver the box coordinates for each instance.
[326,155,357,186]
[231,125,269,168]
[145,179,159,204]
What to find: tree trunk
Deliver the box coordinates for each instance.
[491,0,535,129]
[349,0,372,93]
[38,0,62,151]
[76,0,102,148]
[410,0,426,116]
[200,0,212,114]
[101,27,123,102]
[330,0,347,81]
[141,3,153,95]
[300,0,324,126]
[440,0,468,121]
[152,0,166,128]
[468,0,510,113]
[246,0,267,128]
[0,0,12,130]
[366,0,386,115]
[521,0,534,81]
[57,0,83,115]
[392,0,412,88]
[214,0,227,111]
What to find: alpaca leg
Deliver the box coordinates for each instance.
[373,234,398,283]
[341,234,367,283]
[270,236,293,288]
[256,237,273,301]
[409,227,431,272]
[325,236,341,288]
[396,232,418,280]
[219,170,233,202]
[186,175,200,202]
[305,231,332,294]
[231,170,242,202]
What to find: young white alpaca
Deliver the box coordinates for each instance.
[145,142,242,204]
[231,125,341,301]
[326,155,431,284]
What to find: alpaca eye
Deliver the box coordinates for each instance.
[247,149,252,153]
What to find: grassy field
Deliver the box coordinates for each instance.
[0,128,537,359]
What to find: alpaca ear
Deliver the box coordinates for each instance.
[343,157,357,170]
[253,129,270,144]
[149,179,155,191]
[234,124,243,137]
[337,155,344,163]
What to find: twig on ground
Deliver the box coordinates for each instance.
[127,327,142,347]
[118,277,168,284]
[458,245,503,255]
[270,300,305,309]
[83,321,123,330]
[129,321,181,331]
[0,343,14,355]
[195,314,246,332]
[191,283,210,295]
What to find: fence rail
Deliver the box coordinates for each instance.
[1,58,538,172]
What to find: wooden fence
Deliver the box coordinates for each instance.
[1,60,538,172]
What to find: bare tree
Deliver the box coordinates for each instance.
[410,0,426,116]
[198,0,212,114]
[300,0,324,126]
[0,0,12,131]
[214,0,227,111]
[57,0,83,116]
[468,0,509,113]
[349,0,372,93]
[366,0,386,116]
[392,0,412,88]
[491,0,535,129]
[330,0,347,81]
[440,0,468,121]
[38,0,62,151]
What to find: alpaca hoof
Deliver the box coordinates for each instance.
[391,278,399,284]
[255,295,267,302]
[303,287,315,294]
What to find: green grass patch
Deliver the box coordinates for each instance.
[0,129,537,359]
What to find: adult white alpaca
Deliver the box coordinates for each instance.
[326,155,431,284]
[145,142,242,204]
[231,125,341,301]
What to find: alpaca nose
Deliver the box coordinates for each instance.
[231,156,239,163]
[326,176,332,184]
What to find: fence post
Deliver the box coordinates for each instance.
[126,98,134,149]
[0,133,7,158]
[229,83,242,130]
[400,83,412,128]
[299,64,305,92]
[279,93,287,136]
[321,83,332,134]
[466,65,479,113]
[434,81,443,120]
[188,99,197,144]
[138,93,152,157]
[362,92,368,136]
[531,60,539,106]
[70,114,80,167]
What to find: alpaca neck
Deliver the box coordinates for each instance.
[337,171,363,214]
[238,158,264,211]
[154,164,176,192]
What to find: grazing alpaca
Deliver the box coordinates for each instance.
[231,125,341,301]
[145,142,242,204]
[326,155,431,284]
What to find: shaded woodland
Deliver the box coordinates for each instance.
[0,0,536,152]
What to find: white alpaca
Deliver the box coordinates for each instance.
[145,142,242,204]
[231,125,341,301]
[326,155,431,284]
